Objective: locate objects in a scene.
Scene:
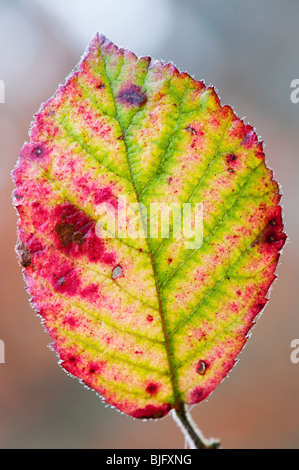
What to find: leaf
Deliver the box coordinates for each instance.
[12,33,286,422]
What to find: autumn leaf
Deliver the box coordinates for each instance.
[12,33,285,447]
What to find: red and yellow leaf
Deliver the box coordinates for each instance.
[12,34,286,420]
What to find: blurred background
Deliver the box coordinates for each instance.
[0,0,298,449]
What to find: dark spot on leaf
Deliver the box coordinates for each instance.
[249,239,258,248]
[145,382,159,396]
[57,276,65,286]
[96,82,105,89]
[55,222,86,247]
[88,361,102,375]
[16,242,31,268]
[22,142,50,161]
[32,145,44,157]
[196,360,207,375]
[267,233,277,243]
[61,352,82,375]
[185,125,197,135]
[167,258,173,264]
[112,265,123,279]
[146,314,153,322]
[256,302,266,311]
[228,168,235,173]
[13,190,23,200]
[88,361,106,376]
[226,153,237,163]
[251,300,267,316]
[117,84,147,108]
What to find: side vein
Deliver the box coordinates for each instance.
[159,160,264,289]
[168,222,270,337]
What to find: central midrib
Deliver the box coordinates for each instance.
[100,49,180,409]
[125,149,180,409]
[120,114,180,410]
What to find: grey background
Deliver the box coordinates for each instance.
[0,0,298,448]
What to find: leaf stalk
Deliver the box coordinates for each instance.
[173,404,220,449]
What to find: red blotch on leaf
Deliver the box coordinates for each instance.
[52,263,81,296]
[62,315,79,329]
[189,386,210,403]
[81,283,100,302]
[88,361,105,375]
[241,127,258,148]
[259,206,286,252]
[131,403,171,419]
[54,203,116,265]
[94,186,118,210]
[145,382,159,396]
[61,351,82,375]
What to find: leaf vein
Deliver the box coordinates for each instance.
[159,161,264,289]
[168,223,269,337]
